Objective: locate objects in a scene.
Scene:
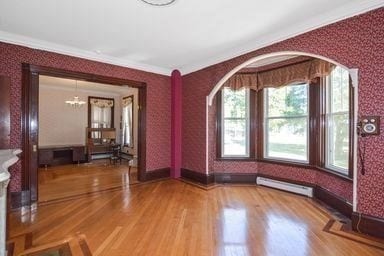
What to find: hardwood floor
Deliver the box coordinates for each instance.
[10,179,384,255]
[38,160,139,202]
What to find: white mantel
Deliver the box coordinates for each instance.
[0,149,21,256]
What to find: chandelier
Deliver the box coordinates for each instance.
[65,80,86,107]
[140,0,176,6]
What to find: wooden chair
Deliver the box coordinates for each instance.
[110,145,122,165]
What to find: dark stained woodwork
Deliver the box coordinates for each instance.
[314,185,353,218]
[180,168,214,185]
[309,79,320,166]
[27,64,144,87]
[87,96,115,128]
[0,75,11,149]
[10,191,31,209]
[137,85,146,182]
[256,89,264,159]
[21,63,147,204]
[352,212,384,239]
[215,89,222,159]
[38,145,86,166]
[144,168,170,181]
[216,89,256,160]
[214,173,257,184]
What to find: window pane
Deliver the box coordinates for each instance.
[266,117,308,161]
[267,84,308,117]
[330,66,349,112]
[326,66,350,174]
[327,114,349,171]
[223,88,246,118]
[223,119,248,156]
[221,87,249,157]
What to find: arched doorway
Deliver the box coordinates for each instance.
[205,51,358,211]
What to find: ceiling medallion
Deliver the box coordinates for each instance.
[140,0,176,6]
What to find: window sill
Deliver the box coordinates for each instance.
[315,166,353,182]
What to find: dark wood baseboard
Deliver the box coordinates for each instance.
[352,212,384,238]
[214,173,257,184]
[314,186,353,218]
[145,168,170,181]
[10,190,31,209]
[181,168,214,185]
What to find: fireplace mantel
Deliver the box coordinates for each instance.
[0,149,21,256]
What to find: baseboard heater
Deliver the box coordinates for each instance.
[256,177,313,197]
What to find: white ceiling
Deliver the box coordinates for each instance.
[245,55,299,68]
[0,0,383,75]
[39,75,135,96]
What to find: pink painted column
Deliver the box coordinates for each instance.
[171,70,182,178]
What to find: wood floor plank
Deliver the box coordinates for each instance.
[9,179,384,256]
[38,160,138,202]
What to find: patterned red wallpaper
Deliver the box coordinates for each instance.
[0,42,171,192]
[183,8,384,217]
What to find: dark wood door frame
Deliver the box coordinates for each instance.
[22,63,147,203]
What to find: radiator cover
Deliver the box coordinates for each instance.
[256,177,313,197]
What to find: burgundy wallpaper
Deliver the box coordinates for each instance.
[183,8,384,217]
[0,42,171,192]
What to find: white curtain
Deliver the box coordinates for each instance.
[122,103,133,146]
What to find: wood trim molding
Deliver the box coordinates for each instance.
[10,191,31,209]
[21,63,148,202]
[87,96,115,128]
[0,75,11,149]
[145,168,170,181]
[216,89,256,160]
[214,173,257,184]
[351,212,384,239]
[181,168,214,185]
[138,86,147,182]
[314,186,353,218]
[27,64,144,87]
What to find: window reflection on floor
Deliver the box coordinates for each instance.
[266,213,308,256]
[222,208,250,256]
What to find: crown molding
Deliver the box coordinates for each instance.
[0,30,172,76]
[180,0,384,75]
[0,1,382,76]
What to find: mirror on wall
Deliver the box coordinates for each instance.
[88,96,115,129]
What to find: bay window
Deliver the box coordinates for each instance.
[216,62,353,178]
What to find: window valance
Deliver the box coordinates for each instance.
[223,73,258,91]
[90,98,114,108]
[224,59,335,91]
